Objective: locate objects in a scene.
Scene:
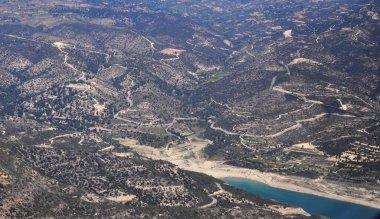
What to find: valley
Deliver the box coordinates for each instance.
[0,0,379,218]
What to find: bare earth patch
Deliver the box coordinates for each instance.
[283,30,292,38]
[288,58,322,66]
[292,142,318,150]
[81,193,103,203]
[112,152,134,157]
[271,26,283,30]
[270,205,310,216]
[105,195,136,204]
[160,48,185,56]
[0,171,12,185]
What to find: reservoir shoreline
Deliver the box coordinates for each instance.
[194,164,380,210]
[117,137,380,210]
[223,177,380,219]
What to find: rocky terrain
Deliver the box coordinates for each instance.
[0,0,379,217]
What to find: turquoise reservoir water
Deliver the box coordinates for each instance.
[224,178,380,219]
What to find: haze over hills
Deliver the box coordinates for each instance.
[0,0,379,218]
